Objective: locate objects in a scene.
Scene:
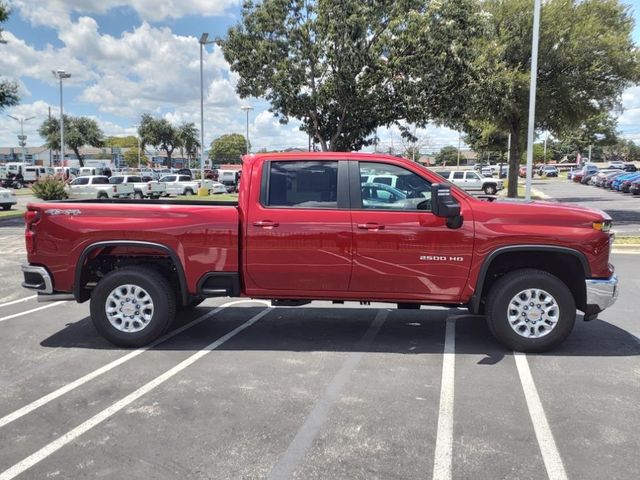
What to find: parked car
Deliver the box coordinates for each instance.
[611,172,640,191]
[572,164,599,183]
[604,172,627,189]
[617,173,640,192]
[518,166,527,178]
[540,166,559,177]
[0,186,17,210]
[108,175,166,199]
[629,178,640,195]
[593,170,623,188]
[158,175,215,196]
[218,169,241,192]
[607,161,625,170]
[22,152,618,352]
[65,175,134,199]
[623,163,638,172]
[434,170,503,195]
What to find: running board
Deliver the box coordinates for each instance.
[38,293,75,302]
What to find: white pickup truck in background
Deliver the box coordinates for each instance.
[65,175,134,199]
[158,175,227,196]
[109,175,166,199]
[434,169,504,195]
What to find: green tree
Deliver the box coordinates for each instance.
[0,2,20,111]
[177,122,200,167]
[466,0,640,196]
[435,146,462,166]
[463,121,509,164]
[122,148,141,168]
[105,136,138,148]
[208,133,247,163]
[38,115,104,167]
[138,114,181,166]
[219,0,482,152]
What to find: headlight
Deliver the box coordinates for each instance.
[593,220,612,233]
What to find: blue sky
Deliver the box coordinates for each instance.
[2,0,640,153]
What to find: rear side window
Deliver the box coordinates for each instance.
[109,177,125,184]
[453,172,464,180]
[179,175,191,181]
[72,177,89,185]
[92,177,109,184]
[267,161,338,208]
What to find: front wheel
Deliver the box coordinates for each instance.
[1,205,10,211]
[483,184,497,195]
[485,269,576,352]
[90,267,176,347]
[134,191,144,199]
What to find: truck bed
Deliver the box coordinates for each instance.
[26,199,240,297]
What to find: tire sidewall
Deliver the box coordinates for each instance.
[484,185,496,195]
[90,268,174,347]
[486,271,576,352]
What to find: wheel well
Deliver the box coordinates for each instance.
[75,243,188,305]
[475,250,587,313]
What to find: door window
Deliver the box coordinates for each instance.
[359,162,431,211]
[266,161,338,208]
[465,172,481,180]
[453,171,464,180]
[71,177,89,185]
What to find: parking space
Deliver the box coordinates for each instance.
[0,223,639,479]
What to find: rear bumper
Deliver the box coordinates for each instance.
[585,274,618,313]
[21,264,53,294]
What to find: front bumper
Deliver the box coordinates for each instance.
[585,274,618,312]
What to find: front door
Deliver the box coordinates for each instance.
[464,171,483,190]
[244,160,353,294]
[350,161,473,303]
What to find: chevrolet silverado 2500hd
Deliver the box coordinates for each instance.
[21,153,618,351]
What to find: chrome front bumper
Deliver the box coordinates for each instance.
[585,274,618,311]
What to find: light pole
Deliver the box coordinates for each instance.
[241,105,253,154]
[7,115,35,163]
[133,124,141,170]
[52,70,71,165]
[199,33,215,179]
[524,0,541,201]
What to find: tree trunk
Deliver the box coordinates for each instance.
[73,147,85,168]
[507,123,520,198]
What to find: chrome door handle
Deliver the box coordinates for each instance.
[253,220,279,228]
[357,223,385,231]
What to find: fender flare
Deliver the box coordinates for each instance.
[469,245,590,313]
[74,240,188,304]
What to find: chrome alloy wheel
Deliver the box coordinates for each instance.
[507,288,559,339]
[105,284,154,333]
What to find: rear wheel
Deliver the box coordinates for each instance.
[184,188,194,196]
[485,269,575,352]
[483,184,497,195]
[90,267,176,347]
[134,191,144,199]
[1,205,10,211]
[97,192,108,199]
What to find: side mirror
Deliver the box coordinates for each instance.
[431,183,463,229]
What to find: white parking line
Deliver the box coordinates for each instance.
[267,309,388,480]
[0,295,37,309]
[0,299,270,429]
[0,301,65,323]
[514,352,568,480]
[432,319,456,480]
[0,307,271,480]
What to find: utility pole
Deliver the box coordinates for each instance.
[543,133,548,165]
[456,130,461,169]
[199,33,215,179]
[48,107,53,166]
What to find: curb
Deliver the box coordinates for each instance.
[612,244,640,254]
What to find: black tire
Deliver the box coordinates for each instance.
[90,267,176,347]
[485,269,576,352]
[483,184,497,195]
[179,296,205,310]
[184,188,194,196]
[14,182,23,190]
[1,205,10,211]
[397,302,421,310]
[97,192,108,199]
[134,191,144,199]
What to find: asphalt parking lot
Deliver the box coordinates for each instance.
[530,177,640,236]
[0,214,639,479]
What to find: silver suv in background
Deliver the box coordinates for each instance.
[434,169,504,195]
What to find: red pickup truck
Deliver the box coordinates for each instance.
[21,153,618,352]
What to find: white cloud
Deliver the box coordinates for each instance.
[9,0,240,26]
[0,101,54,146]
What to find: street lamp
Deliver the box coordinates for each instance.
[524,0,541,201]
[7,115,35,163]
[199,33,215,180]
[241,105,253,154]
[52,69,71,165]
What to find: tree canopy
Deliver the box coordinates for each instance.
[219,0,482,152]
[209,133,247,163]
[105,136,138,148]
[435,146,462,166]
[177,122,200,166]
[137,114,199,166]
[0,2,20,111]
[464,0,640,196]
[38,115,104,167]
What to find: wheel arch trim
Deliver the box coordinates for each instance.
[469,245,590,314]
[74,240,188,305]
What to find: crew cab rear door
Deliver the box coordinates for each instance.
[349,160,473,302]
[244,159,352,293]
